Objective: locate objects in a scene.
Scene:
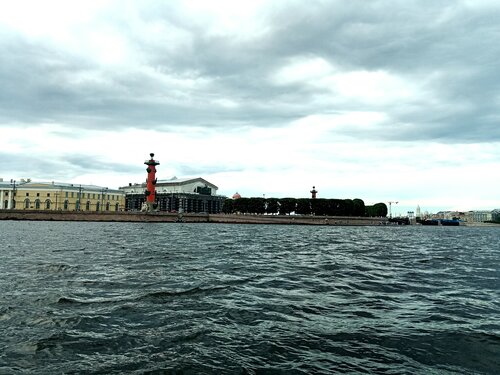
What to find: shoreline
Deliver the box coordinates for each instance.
[0,210,387,226]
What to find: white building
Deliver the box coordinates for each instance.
[121,177,219,196]
[0,178,18,209]
[466,210,493,223]
[120,177,226,213]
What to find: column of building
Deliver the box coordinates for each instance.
[7,188,13,209]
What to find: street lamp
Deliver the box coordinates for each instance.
[388,201,398,218]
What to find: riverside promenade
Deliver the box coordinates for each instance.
[0,210,387,226]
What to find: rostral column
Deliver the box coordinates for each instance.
[144,153,160,211]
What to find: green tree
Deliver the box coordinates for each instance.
[311,198,328,216]
[296,198,311,215]
[248,197,266,214]
[343,199,354,216]
[327,199,345,216]
[365,203,388,217]
[266,198,279,215]
[221,199,234,214]
[374,202,388,217]
[352,198,365,217]
[279,198,296,215]
[233,198,250,214]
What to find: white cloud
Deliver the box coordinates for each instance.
[272,57,334,86]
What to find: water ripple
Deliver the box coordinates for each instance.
[0,222,499,374]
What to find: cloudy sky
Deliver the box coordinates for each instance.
[1,0,499,214]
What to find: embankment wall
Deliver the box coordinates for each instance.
[0,210,387,225]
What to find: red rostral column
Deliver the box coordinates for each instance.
[144,153,160,211]
[310,186,318,199]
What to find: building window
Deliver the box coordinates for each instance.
[45,200,51,209]
[37,193,40,197]
[26,192,29,197]
[106,202,110,211]
[64,200,68,210]
[96,202,100,211]
[65,191,68,198]
[93,193,95,199]
[35,199,40,209]
[47,193,50,197]
[24,198,30,209]
[71,192,74,198]
[86,201,90,211]
[115,202,119,211]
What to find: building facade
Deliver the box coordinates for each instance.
[0,179,124,212]
[121,177,226,213]
[466,210,493,223]
[492,209,500,222]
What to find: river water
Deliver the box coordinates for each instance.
[0,221,499,374]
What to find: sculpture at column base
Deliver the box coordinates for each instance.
[141,202,158,212]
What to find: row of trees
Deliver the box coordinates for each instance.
[222,198,388,217]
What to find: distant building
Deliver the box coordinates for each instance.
[432,211,466,221]
[121,177,226,213]
[492,209,500,222]
[0,179,124,211]
[465,210,493,223]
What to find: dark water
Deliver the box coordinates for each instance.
[0,222,499,374]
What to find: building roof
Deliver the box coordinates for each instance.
[157,177,218,189]
[121,177,218,190]
[12,181,122,193]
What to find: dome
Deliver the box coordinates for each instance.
[232,192,241,199]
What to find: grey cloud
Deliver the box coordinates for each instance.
[0,151,142,180]
[1,0,500,142]
[175,163,244,177]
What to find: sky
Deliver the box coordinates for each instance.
[1,0,499,215]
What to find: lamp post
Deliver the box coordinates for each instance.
[388,201,398,218]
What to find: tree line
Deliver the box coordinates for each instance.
[222,197,388,217]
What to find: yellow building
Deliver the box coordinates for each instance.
[0,180,125,212]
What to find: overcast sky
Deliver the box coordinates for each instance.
[1,0,499,214]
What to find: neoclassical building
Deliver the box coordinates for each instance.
[0,179,124,212]
[121,177,226,213]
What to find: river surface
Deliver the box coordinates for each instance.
[0,221,499,374]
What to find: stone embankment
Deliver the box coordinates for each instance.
[0,210,387,225]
